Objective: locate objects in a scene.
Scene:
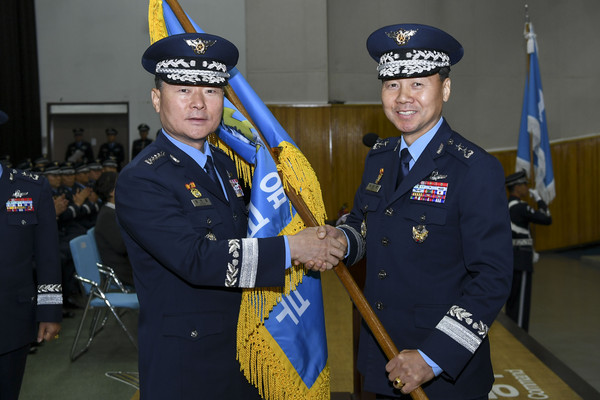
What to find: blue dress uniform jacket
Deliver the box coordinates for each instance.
[338,121,513,399]
[0,167,62,355]
[115,132,286,399]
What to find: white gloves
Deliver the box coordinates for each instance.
[529,188,542,201]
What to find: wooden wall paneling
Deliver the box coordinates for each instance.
[265,104,600,251]
[575,137,600,243]
[330,105,376,221]
[268,106,334,219]
[538,141,580,250]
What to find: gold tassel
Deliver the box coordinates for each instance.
[236,140,330,399]
[148,0,168,45]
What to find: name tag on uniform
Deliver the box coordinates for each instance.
[191,198,212,207]
[6,198,34,212]
[410,181,448,204]
[366,183,381,192]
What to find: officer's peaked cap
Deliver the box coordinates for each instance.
[367,23,463,80]
[142,33,239,87]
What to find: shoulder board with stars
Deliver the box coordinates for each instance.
[443,136,482,164]
[11,169,42,184]
[370,137,402,153]
[143,151,166,165]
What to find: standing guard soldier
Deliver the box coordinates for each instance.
[0,112,62,399]
[326,24,513,399]
[65,128,94,163]
[97,128,125,169]
[505,170,552,332]
[131,123,153,159]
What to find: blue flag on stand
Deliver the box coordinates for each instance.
[149,2,330,399]
[516,22,555,203]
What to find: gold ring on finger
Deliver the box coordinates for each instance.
[393,377,405,389]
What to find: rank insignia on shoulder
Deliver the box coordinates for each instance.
[411,180,448,203]
[229,178,244,197]
[20,171,39,181]
[144,151,166,165]
[372,139,389,150]
[455,143,474,159]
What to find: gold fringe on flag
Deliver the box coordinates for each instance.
[233,140,330,399]
[148,0,168,44]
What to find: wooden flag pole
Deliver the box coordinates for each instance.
[164,1,428,398]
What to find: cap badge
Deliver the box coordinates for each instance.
[185,38,216,55]
[386,29,418,46]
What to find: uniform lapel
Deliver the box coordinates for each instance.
[387,123,452,205]
[156,133,228,204]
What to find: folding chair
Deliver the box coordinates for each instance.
[86,226,133,294]
[69,234,139,361]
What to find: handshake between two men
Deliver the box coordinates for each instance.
[288,225,348,272]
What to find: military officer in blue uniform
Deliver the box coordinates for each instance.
[115,33,344,399]
[97,128,125,169]
[131,123,153,159]
[328,24,513,399]
[505,170,552,332]
[65,128,94,164]
[1,114,62,398]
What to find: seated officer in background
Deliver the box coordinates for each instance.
[131,123,153,159]
[101,158,118,173]
[327,24,513,399]
[115,32,345,400]
[94,171,134,287]
[0,111,62,399]
[505,170,552,332]
[86,160,103,185]
[73,163,100,228]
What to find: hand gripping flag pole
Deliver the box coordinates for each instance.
[159,1,428,398]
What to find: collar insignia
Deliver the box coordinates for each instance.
[372,139,389,150]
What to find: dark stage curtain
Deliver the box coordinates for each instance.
[0,0,42,168]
